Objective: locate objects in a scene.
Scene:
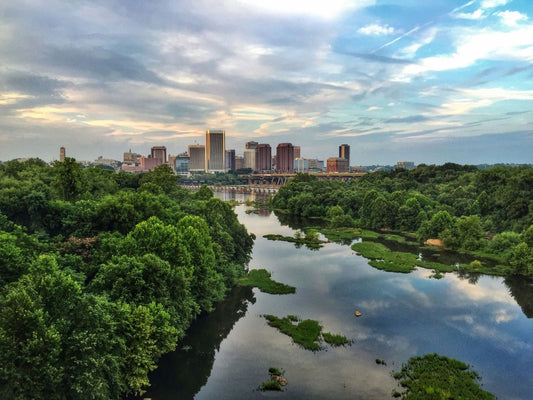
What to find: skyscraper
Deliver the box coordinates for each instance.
[256,144,272,173]
[339,144,350,167]
[276,143,294,173]
[243,149,256,171]
[205,130,225,172]
[294,146,301,159]
[225,149,236,171]
[245,141,258,150]
[188,145,205,172]
[59,147,66,162]
[151,146,167,163]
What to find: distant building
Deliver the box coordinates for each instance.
[225,149,236,171]
[140,156,161,171]
[397,161,415,170]
[256,144,272,173]
[243,149,257,171]
[176,152,190,175]
[351,166,367,173]
[276,143,294,173]
[205,130,225,172]
[235,155,244,170]
[339,144,350,167]
[294,146,301,159]
[167,155,177,171]
[307,158,324,172]
[59,147,66,162]
[188,145,205,172]
[245,141,258,150]
[327,157,349,173]
[123,150,141,165]
[151,146,167,164]
[294,157,308,173]
[94,156,120,170]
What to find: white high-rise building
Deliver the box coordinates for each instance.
[243,149,256,171]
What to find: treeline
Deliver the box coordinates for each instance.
[0,158,254,399]
[272,164,533,275]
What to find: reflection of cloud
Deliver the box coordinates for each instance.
[447,274,518,306]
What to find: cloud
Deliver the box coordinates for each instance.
[454,9,485,20]
[236,0,371,20]
[481,0,510,8]
[358,24,395,36]
[497,10,528,26]
[366,106,382,111]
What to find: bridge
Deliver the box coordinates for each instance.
[245,172,367,185]
[179,172,367,190]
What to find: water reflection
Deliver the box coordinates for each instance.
[505,276,533,318]
[141,286,255,400]
[144,192,533,400]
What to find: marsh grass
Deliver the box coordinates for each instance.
[264,315,323,351]
[322,332,350,346]
[238,269,295,294]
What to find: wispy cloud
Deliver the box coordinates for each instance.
[358,24,395,36]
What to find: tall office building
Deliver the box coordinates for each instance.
[176,152,190,175]
[235,156,244,170]
[245,141,258,150]
[188,145,205,172]
[151,146,167,163]
[225,149,236,171]
[256,144,272,173]
[205,130,225,172]
[243,149,256,171]
[276,143,294,173]
[339,144,350,167]
[59,147,66,162]
[294,146,301,159]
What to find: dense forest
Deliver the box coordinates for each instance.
[0,158,254,399]
[272,164,533,276]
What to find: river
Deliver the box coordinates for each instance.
[141,193,533,400]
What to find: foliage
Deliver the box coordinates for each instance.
[322,332,350,346]
[271,165,533,276]
[238,269,295,294]
[393,353,495,399]
[0,158,254,399]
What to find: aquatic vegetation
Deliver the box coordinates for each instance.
[238,269,295,294]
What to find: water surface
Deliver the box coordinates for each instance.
[144,198,533,400]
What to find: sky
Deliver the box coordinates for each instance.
[1,0,532,165]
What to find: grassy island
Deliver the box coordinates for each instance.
[264,314,350,351]
[393,353,495,399]
[238,269,296,294]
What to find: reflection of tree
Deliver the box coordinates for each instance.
[456,268,481,284]
[137,286,255,400]
[274,210,327,230]
[505,276,533,318]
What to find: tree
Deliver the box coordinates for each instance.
[510,242,533,275]
[52,157,84,201]
[456,215,485,251]
[139,164,179,195]
[195,184,214,200]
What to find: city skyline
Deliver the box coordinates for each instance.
[1,0,532,164]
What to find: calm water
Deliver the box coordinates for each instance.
[143,195,533,400]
